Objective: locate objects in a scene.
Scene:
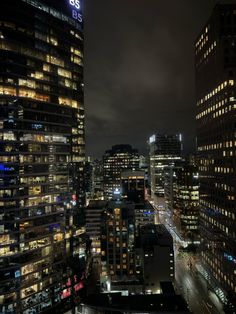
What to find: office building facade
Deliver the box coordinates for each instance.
[85,200,107,255]
[164,165,176,212]
[103,145,140,200]
[91,159,104,200]
[148,134,182,199]
[134,202,155,236]
[195,2,236,305]
[121,170,145,203]
[0,0,85,313]
[84,157,94,205]
[172,163,200,243]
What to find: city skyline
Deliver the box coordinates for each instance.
[0,1,235,313]
[85,0,218,158]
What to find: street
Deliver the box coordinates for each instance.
[151,197,225,314]
[175,253,224,314]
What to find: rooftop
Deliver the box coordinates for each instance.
[82,293,190,313]
[139,224,173,247]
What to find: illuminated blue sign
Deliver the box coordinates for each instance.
[49,223,60,232]
[68,0,83,23]
[0,164,14,172]
[224,253,236,264]
[15,270,21,278]
[144,210,153,216]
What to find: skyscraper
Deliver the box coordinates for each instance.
[195,1,236,306]
[0,1,85,312]
[103,145,140,199]
[148,134,183,199]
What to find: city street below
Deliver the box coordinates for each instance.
[175,253,224,314]
[152,197,225,314]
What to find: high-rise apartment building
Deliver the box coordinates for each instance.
[0,1,85,313]
[195,2,236,306]
[100,201,136,289]
[103,145,140,199]
[148,134,183,198]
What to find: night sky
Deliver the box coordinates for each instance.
[84,0,218,158]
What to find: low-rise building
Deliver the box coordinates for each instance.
[78,293,190,313]
[136,224,174,294]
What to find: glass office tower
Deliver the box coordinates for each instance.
[103,145,140,200]
[148,134,183,198]
[0,0,85,313]
[195,2,236,307]
[172,163,200,243]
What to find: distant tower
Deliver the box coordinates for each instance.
[103,145,140,199]
[148,134,183,199]
[172,163,200,243]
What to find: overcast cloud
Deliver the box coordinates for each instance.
[84,0,218,157]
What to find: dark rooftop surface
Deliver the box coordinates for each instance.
[87,200,108,208]
[139,224,173,247]
[83,293,190,313]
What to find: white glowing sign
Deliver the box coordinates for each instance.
[69,0,81,10]
[149,135,156,144]
[68,0,82,23]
